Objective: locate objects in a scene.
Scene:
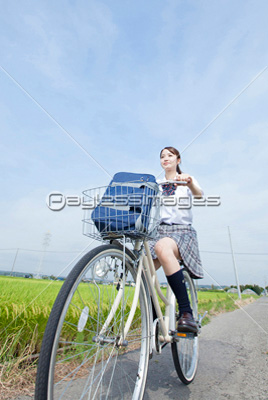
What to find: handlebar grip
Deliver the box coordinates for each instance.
[159,180,188,185]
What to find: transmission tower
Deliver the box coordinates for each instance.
[35,232,51,279]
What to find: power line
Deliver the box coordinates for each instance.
[201,250,268,255]
[0,248,82,253]
[0,247,268,256]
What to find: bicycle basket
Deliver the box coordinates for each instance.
[83,172,160,241]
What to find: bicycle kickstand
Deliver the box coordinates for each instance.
[198,311,208,330]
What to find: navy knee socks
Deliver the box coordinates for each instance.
[166,269,192,317]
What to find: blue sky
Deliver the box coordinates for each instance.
[0,0,268,287]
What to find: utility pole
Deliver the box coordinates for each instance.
[35,232,51,279]
[228,226,241,299]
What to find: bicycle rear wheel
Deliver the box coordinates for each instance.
[35,244,149,400]
[171,269,199,384]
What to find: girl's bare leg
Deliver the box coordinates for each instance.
[154,237,182,275]
[153,237,197,332]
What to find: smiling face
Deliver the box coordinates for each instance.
[160,148,180,173]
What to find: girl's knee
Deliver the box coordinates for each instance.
[154,243,173,261]
[154,241,167,258]
[154,239,181,262]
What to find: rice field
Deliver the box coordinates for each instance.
[0,275,257,398]
[0,276,257,363]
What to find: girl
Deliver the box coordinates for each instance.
[149,146,204,333]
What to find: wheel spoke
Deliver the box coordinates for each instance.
[35,245,149,400]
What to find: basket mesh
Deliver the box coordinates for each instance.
[83,182,160,241]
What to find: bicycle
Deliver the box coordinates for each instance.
[35,174,206,399]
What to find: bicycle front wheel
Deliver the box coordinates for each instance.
[35,244,150,400]
[171,269,199,384]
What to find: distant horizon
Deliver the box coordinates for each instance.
[1,270,266,292]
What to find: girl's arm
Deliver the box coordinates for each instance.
[175,173,203,198]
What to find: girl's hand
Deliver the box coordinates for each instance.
[175,173,192,186]
[176,173,203,197]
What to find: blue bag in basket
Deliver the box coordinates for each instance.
[91,172,158,236]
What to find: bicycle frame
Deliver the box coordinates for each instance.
[142,240,176,342]
[96,237,176,348]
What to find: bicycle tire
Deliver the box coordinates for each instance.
[35,244,150,400]
[171,269,199,384]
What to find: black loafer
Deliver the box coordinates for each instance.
[177,312,198,334]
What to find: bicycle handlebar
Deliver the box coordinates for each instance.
[158,180,188,186]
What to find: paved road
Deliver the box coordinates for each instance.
[145,297,268,400]
[17,297,268,400]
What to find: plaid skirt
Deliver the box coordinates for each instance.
[148,224,203,279]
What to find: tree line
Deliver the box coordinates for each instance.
[228,284,267,296]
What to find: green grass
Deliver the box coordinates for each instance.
[0,276,257,363]
[0,276,258,399]
[196,291,258,324]
[0,277,64,359]
[0,276,137,361]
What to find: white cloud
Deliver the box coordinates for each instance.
[1,0,268,286]
[21,1,118,89]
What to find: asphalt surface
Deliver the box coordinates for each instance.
[145,296,268,400]
[16,297,268,400]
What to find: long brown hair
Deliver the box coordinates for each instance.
[160,146,182,174]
